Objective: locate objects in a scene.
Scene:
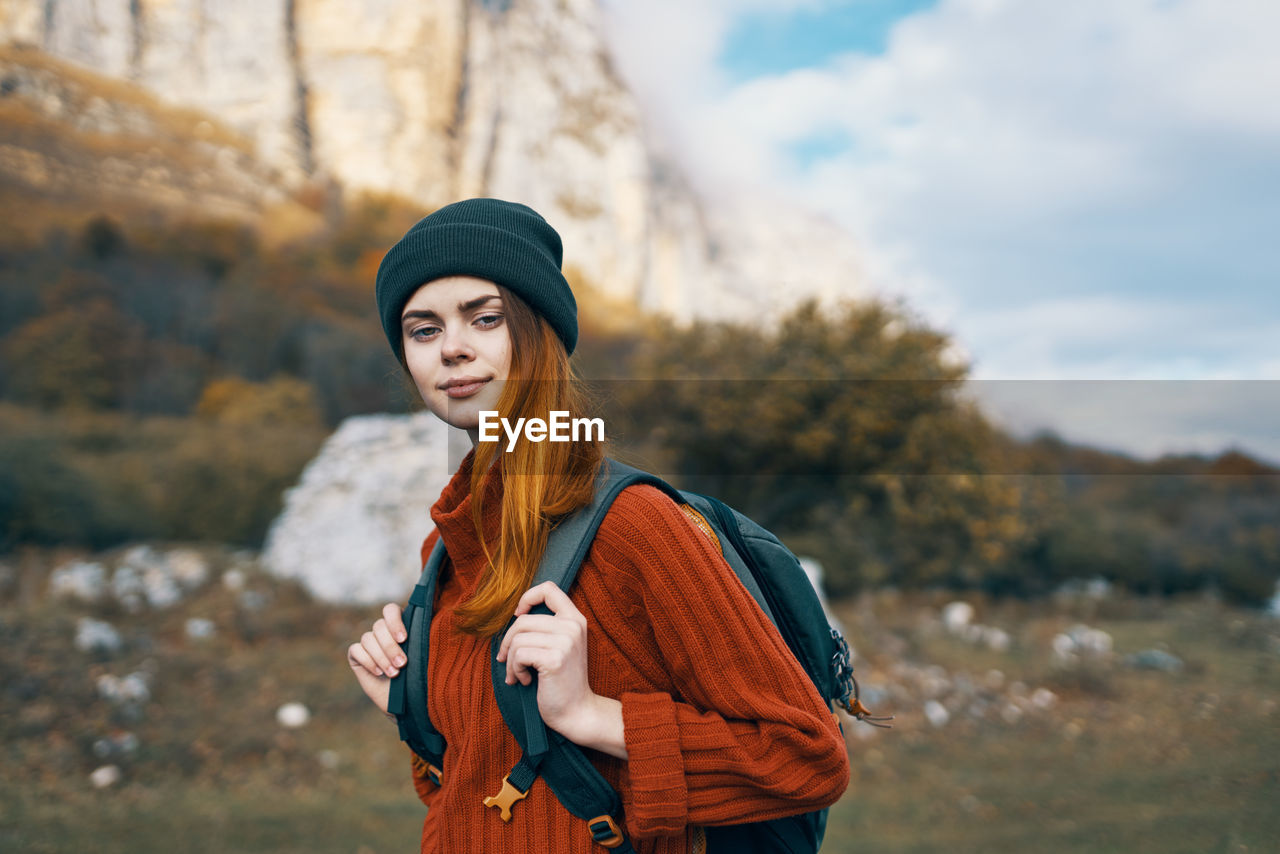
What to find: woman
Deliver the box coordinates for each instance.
[347,198,850,853]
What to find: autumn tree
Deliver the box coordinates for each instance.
[608,299,1039,594]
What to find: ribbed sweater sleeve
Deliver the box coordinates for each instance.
[592,486,851,839]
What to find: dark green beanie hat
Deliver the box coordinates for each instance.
[375,198,578,360]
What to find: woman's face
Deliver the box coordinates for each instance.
[400,276,511,434]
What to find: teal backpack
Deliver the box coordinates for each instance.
[388,458,890,853]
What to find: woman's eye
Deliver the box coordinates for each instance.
[410,326,440,341]
[476,313,503,328]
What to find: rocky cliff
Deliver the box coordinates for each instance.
[0,44,309,232]
[0,0,866,320]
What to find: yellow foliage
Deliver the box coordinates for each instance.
[195,376,323,428]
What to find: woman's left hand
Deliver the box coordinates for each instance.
[496,581,626,758]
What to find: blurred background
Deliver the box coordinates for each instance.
[1,1,1276,851]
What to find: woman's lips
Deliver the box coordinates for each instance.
[442,379,489,399]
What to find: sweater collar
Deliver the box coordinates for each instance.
[430,448,503,582]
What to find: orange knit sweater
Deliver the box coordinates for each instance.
[406,452,851,853]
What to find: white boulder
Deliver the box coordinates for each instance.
[262,413,461,604]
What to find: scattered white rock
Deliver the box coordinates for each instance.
[142,571,182,609]
[49,560,108,603]
[982,627,1012,652]
[277,702,310,728]
[222,568,247,591]
[1268,579,1280,618]
[90,765,122,788]
[919,665,952,699]
[1124,649,1184,673]
[75,618,122,655]
[96,672,150,705]
[184,618,216,641]
[1072,625,1113,655]
[1053,624,1114,663]
[984,669,1005,691]
[166,548,210,590]
[119,546,183,609]
[942,601,975,634]
[923,699,951,728]
[1030,688,1058,710]
[317,749,340,770]
[941,602,1012,654]
[1086,578,1113,599]
[92,731,139,759]
[1000,703,1023,724]
[1051,633,1076,662]
[110,565,146,613]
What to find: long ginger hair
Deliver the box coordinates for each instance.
[453,285,604,636]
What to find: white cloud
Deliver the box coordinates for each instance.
[603,0,1280,456]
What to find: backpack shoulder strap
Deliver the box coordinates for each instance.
[485,459,672,850]
[388,539,448,779]
[532,458,680,592]
[488,457,672,757]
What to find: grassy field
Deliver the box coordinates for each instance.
[1,551,1276,853]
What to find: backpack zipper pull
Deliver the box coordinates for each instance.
[842,692,895,728]
[832,630,895,728]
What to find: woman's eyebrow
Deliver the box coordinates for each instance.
[402,294,501,327]
[458,294,501,312]
[401,308,439,326]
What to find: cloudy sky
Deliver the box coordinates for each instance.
[602,0,1279,462]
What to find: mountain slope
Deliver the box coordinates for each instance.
[1,0,867,320]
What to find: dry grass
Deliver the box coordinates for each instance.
[1,556,1276,853]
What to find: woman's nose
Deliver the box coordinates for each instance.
[440,328,474,362]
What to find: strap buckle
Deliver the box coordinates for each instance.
[483,774,529,823]
[588,814,625,849]
[424,762,442,786]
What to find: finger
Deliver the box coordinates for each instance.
[347,642,384,677]
[507,646,567,686]
[514,581,582,623]
[497,614,575,662]
[361,630,396,677]
[504,632,572,684]
[373,620,406,669]
[382,602,407,643]
[347,645,392,712]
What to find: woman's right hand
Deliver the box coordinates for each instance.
[346,603,408,714]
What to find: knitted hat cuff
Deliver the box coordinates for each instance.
[375,202,578,360]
